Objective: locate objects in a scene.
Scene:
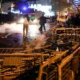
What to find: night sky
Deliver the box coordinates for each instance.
[2,0,37,3]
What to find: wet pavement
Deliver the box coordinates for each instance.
[0,22,51,47]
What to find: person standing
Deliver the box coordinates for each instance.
[23,15,29,48]
[39,14,46,34]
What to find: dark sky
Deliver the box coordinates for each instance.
[2,0,37,2]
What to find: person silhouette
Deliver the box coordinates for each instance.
[39,13,46,34]
[23,15,29,48]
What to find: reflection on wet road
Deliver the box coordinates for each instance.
[0,23,51,46]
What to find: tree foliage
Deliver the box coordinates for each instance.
[51,0,72,12]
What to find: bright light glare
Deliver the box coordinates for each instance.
[44,11,55,17]
[29,24,39,38]
[34,34,46,48]
[18,18,24,24]
[32,19,38,23]
[11,8,21,14]
[0,23,23,34]
[29,4,52,11]
[23,6,27,10]
[29,4,55,16]
[0,23,40,39]
[29,18,39,25]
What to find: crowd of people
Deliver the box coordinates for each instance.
[66,13,80,27]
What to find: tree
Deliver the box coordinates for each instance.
[51,0,72,13]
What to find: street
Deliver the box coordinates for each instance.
[0,22,51,47]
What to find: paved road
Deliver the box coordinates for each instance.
[0,22,51,47]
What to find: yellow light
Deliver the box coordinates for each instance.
[11,3,15,8]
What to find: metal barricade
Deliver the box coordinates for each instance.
[75,28,80,42]
[0,48,23,53]
[58,54,74,80]
[0,53,50,80]
[58,47,80,80]
[0,53,49,66]
[37,50,69,80]
[72,47,80,74]
[37,60,58,80]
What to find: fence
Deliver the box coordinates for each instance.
[0,46,79,80]
[56,28,80,42]
[37,45,80,80]
[26,28,80,51]
[0,48,23,53]
[58,54,74,80]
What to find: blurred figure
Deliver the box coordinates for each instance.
[23,14,29,47]
[39,13,46,34]
[66,13,80,28]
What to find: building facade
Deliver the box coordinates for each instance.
[73,0,80,7]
